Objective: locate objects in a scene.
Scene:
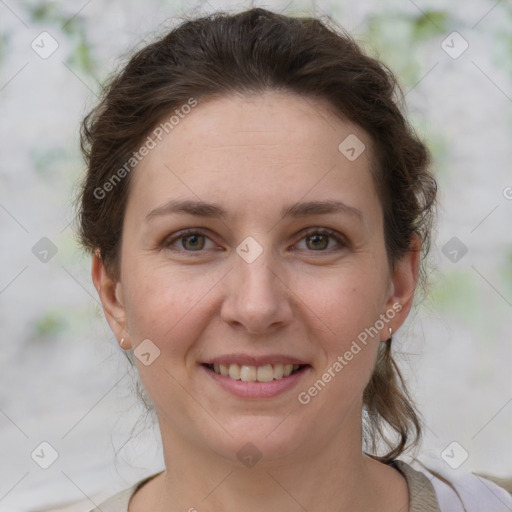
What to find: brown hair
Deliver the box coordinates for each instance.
[77,7,437,463]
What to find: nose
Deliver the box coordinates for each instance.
[219,243,294,335]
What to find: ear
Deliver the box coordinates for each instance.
[91,249,131,349]
[379,232,421,340]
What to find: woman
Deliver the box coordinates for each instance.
[77,7,512,512]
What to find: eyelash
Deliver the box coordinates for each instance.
[162,228,348,255]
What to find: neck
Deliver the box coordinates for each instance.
[149,409,397,512]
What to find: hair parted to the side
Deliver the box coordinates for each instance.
[76,7,437,464]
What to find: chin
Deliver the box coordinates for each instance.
[197,415,310,467]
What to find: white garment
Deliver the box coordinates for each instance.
[412,460,512,511]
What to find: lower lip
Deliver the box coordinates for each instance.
[200,364,310,398]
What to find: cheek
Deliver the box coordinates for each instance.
[306,266,387,388]
[301,289,381,416]
[318,267,387,339]
[122,259,218,355]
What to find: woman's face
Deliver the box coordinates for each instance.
[94,91,418,466]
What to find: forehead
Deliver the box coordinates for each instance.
[127,91,380,226]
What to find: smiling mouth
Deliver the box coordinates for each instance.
[202,363,309,382]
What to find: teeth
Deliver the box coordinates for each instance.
[210,363,303,382]
[256,364,273,382]
[240,364,256,381]
[228,364,241,380]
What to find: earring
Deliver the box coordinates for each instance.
[381,327,392,343]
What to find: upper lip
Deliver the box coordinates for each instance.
[202,354,310,366]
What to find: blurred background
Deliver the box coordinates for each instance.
[1,0,511,510]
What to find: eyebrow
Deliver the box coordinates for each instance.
[146,198,363,222]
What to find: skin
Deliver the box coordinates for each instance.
[92,90,420,512]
